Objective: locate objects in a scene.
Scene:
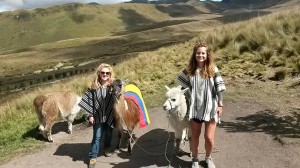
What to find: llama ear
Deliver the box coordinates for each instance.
[121,79,129,85]
[122,79,129,85]
[181,88,189,94]
[165,85,170,91]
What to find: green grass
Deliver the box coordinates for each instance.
[0,93,43,161]
[1,5,300,164]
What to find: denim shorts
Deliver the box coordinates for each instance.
[192,118,205,123]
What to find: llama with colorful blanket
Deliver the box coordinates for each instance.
[112,79,150,154]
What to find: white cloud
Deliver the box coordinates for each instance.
[0,0,24,11]
[0,0,24,6]
[0,0,130,12]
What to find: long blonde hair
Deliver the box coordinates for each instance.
[95,63,114,85]
[187,42,215,79]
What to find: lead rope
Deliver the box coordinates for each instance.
[118,101,173,166]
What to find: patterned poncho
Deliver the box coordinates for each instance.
[177,66,226,122]
[78,86,115,128]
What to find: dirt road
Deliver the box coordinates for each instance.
[1,100,299,168]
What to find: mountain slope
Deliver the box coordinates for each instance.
[0,3,172,52]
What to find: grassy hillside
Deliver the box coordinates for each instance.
[0,4,300,165]
[0,3,171,52]
[0,2,213,80]
[212,9,300,80]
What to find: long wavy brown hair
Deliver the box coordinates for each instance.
[187,42,215,79]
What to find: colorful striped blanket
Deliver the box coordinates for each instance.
[124,84,150,128]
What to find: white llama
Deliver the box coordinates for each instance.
[163,85,191,155]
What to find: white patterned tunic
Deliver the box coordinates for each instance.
[177,66,226,122]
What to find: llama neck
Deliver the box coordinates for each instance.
[177,97,187,119]
[114,93,126,115]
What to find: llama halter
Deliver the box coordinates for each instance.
[164,98,179,117]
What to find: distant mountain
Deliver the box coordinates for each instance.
[222,0,277,4]
[126,0,189,4]
[221,0,291,7]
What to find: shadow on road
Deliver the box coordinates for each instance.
[220,109,300,139]
[53,143,90,162]
[22,115,86,141]
[110,128,191,168]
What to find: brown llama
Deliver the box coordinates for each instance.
[112,79,140,155]
[33,91,81,142]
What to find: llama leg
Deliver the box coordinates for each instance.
[180,128,187,150]
[115,129,123,153]
[127,131,133,155]
[39,124,45,132]
[174,128,182,152]
[174,128,187,156]
[175,138,181,153]
[67,121,72,134]
[37,116,45,132]
[186,127,192,157]
[39,118,47,137]
[67,114,76,134]
[44,120,54,142]
[39,119,46,132]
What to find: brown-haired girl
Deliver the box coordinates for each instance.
[177,42,226,168]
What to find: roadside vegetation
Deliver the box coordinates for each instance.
[0,6,299,164]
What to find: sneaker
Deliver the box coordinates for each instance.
[89,159,96,168]
[206,157,216,168]
[104,151,113,157]
[191,157,199,168]
[103,148,113,157]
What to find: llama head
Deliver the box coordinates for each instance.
[163,85,188,117]
[111,79,126,101]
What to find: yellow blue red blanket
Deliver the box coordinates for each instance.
[124,84,150,128]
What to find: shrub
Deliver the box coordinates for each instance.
[292,36,298,41]
[289,58,300,76]
[295,25,300,34]
[274,69,286,80]
[35,8,48,16]
[282,22,293,35]
[15,11,31,21]
[282,48,295,58]
[275,41,286,55]
[235,33,246,43]
[48,75,54,80]
[239,43,250,54]
[218,34,231,49]
[270,57,286,67]
[70,11,94,23]
[248,39,262,51]
[260,47,274,62]
[55,73,62,78]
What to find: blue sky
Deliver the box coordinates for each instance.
[0,0,222,12]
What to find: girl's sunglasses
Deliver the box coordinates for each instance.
[100,71,111,75]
